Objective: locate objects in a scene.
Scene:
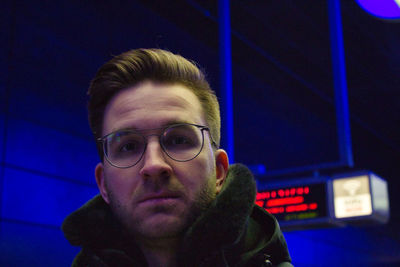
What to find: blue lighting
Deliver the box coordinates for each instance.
[356,0,400,19]
[219,0,234,163]
[328,0,354,168]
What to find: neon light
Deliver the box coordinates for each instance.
[278,189,285,197]
[256,192,268,200]
[218,0,234,163]
[255,200,264,207]
[256,186,315,200]
[290,188,296,196]
[328,0,354,168]
[286,204,308,213]
[356,0,400,19]
[257,183,327,221]
[266,196,304,207]
[297,187,304,195]
[267,207,285,214]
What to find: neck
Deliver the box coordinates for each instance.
[137,236,181,267]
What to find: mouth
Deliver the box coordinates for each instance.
[138,192,181,204]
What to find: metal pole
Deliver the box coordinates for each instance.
[218,0,234,163]
[328,0,354,167]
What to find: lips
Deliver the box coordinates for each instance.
[138,192,181,204]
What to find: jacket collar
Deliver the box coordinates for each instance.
[62,164,257,261]
[178,163,257,264]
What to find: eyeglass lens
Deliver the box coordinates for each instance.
[104,124,204,168]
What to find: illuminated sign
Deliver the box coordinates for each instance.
[332,173,389,223]
[333,175,372,218]
[256,183,327,222]
[256,171,389,230]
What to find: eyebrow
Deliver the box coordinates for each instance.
[110,120,195,134]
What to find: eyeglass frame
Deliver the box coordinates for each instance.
[97,123,217,169]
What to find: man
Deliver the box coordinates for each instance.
[62,48,292,266]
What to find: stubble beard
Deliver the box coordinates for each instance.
[104,173,218,242]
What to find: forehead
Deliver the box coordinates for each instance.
[102,81,204,134]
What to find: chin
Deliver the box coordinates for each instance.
[134,216,187,239]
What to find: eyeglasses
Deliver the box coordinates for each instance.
[98,123,215,168]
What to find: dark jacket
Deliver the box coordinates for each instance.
[62,164,292,266]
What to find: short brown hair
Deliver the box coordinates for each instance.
[88,48,221,159]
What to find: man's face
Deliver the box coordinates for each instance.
[95,81,228,242]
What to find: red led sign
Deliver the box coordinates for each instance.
[256,183,327,222]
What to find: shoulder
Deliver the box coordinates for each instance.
[244,206,293,266]
[71,248,142,267]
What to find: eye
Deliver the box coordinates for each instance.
[119,142,138,152]
[170,135,190,145]
[109,133,143,155]
[163,134,197,150]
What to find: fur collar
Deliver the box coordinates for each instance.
[179,163,257,264]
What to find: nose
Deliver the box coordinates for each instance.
[139,137,173,179]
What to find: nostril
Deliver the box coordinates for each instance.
[140,168,172,181]
[160,170,171,178]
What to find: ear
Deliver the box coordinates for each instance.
[95,162,110,204]
[215,149,229,194]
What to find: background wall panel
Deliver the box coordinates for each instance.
[0,85,6,114]
[13,0,113,58]
[5,118,98,184]
[1,167,98,227]
[285,227,400,266]
[0,0,10,114]
[0,115,4,163]
[0,220,79,266]
[8,22,95,137]
[233,67,338,170]
[7,67,92,138]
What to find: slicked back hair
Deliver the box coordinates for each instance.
[87,48,221,160]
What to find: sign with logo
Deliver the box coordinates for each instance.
[333,175,372,218]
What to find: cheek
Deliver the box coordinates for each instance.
[177,153,216,191]
[200,146,217,176]
[104,167,139,198]
[180,150,214,175]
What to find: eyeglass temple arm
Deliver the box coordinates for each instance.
[202,127,218,148]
